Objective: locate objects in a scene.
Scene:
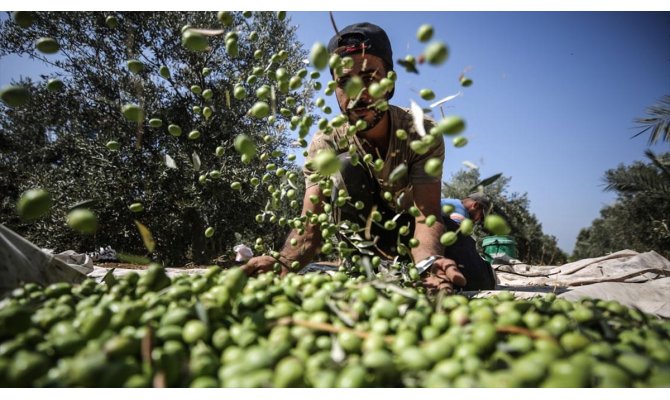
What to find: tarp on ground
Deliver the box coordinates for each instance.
[472,249,670,318]
[2,223,669,318]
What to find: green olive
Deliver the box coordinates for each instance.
[417,24,434,42]
[126,59,144,74]
[167,124,182,137]
[234,134,256,158]
[128,203,144,212]
[121,104,144,122]
[35,37,60,54]
[12,11,34,29]
[310,42,329,70]
[217,11,233,26]
[420,88,436,100]
[16,189,52,220]
[181,30,209,52]
[46,79,64,91]
[440,231,458,246]
[424,41,449,65]
[453,136,468,148]
[483,214,511,235]
[159,65,170,79]
[105,15,119,28]
[106,140,120,150]
[66,208,98,234]
[424,158,443,177]
[0,85,30,107]
[249,101,270,118]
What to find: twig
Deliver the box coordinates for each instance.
[495,325,556,342]
[277,317,394,344]
[326,299,355,327]
[329,12,339,35]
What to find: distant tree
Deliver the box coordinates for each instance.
[442,169,567,265]
[0,11,312,265]
[633,95,670,145]
[572,152,670,260]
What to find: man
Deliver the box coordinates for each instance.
[441,193,497,290]
[243,22,466,293]
[442,192,491,224]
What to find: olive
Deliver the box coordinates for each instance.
[12,11,34,28]
[417,24,434,42]
[66,208,98,234]
[419,88,435,100]
[0,85,31,107]
[424,41,449,65]
[484,214,511,236]
[35,37,60,54]
[182,30,208,52]
[16,188,52,220]
[46,78,64,91]
[126,59,144,74]
[121,103,143,122]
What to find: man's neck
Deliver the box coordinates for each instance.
[358,111,390,158]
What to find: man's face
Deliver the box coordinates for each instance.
[463,198,485,223]
[334,53,387,130]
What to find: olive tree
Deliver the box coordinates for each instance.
[442,169,567,265]
[0,11,312,265]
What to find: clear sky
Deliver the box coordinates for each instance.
[288,11,670,254]
[1,10,669,254]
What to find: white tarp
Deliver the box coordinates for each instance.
[478,250,670,318]
[2,222,669,318]
[0,224,90,294]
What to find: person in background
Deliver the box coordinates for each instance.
[439,192,497,290]
[441,192,490,224]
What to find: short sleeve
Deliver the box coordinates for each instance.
[303,131,336,189]
[408,120,445,184]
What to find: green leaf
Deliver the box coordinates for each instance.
[469,173,502,192]
[117,253,151,265]
[134,220,156,253]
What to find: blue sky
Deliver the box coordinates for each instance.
[287,11,669,253]
[1,11,668,254]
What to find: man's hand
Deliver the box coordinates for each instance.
[241,255,289,277]
[421,257,466,294]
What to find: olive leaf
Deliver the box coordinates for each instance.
[469,172,502,192]
[164,154,177,169]
[429,91,462,108]
[191,151,201,171]
[134,220,156,253]
[410,100,426,137]
[462,160,479,170]
[117,252,151,265]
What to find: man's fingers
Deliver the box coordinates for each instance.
[240,263,255,276]
[446,267,467,287]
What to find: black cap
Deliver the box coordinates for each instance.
[467,193,491,216]
[327,22,394,73]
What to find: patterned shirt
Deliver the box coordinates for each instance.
[303,105,445,213]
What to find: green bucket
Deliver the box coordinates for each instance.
[482,235,517,263]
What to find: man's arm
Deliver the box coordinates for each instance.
[411,181,466,292]
[411,181,445,262]
[242,185,325,276]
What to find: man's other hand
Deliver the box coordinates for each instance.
[421,257,466,294]
[241,255,289,277]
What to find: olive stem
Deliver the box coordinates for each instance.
[495,325,556,342]
[278,317,394,343]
